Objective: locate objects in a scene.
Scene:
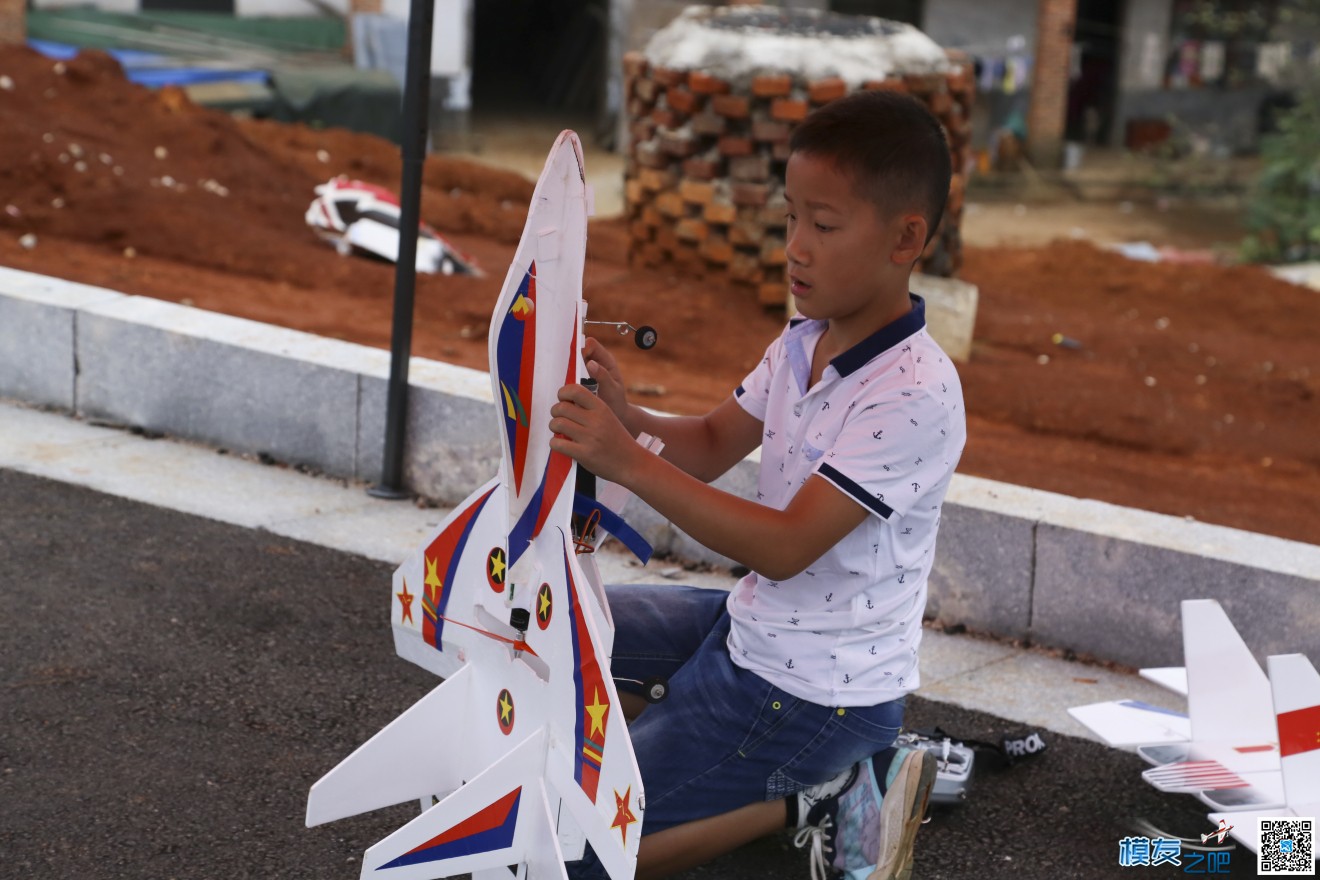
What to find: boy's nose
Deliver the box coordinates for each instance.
[785,229,810,267]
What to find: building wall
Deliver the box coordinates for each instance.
[923,0,1036,54]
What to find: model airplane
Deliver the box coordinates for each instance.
[1208,652,1320,857]
[306,131,657,880]
[1068,600,1283,811]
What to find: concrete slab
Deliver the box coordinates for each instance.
[918,645,1186,740]
[1033,521,1320,668]
[927,501,1035,640]
[0,269,123,409]
[910,272,978,363]
[76,296,366,477]
[356,359,501,501]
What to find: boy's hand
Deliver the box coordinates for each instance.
[582,337,634,436]
[549,383,643,484]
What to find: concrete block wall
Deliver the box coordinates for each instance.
[2,267,1317,669]
[621,49,974,306]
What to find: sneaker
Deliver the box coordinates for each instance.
[793,745,937,880]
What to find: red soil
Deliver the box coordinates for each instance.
[2,47,1317,545]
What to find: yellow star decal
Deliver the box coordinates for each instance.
[396,578,414,624]
[489,549,507,582]
[538,587,552,619]
[424,555,442,604]
[585,687,609,739]
[499,691,514,725]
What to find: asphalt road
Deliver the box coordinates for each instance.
[0,469,1254,879]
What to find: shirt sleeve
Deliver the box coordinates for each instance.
[732,333,783,423]
[814,388,955,521]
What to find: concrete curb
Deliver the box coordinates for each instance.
[2,266,1316,668]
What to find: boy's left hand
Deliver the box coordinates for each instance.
[549,384,643,484]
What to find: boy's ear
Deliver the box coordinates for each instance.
[889,213,928,266]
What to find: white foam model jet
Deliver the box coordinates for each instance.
[305,131,658,880]
[1208,653,1320,858]
[1068,600,1284,812]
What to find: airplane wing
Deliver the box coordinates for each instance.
[1139,666,1188,697]
[1067,700,1190,750]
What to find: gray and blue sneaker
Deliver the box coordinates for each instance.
[793,745,937,880]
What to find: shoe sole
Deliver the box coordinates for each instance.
[868,749,937,880]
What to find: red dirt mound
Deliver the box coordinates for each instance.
[1,46,1317,546]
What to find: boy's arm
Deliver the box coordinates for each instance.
[583,336,761,482]
[550,385,868,581]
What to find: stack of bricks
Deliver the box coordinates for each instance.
[622,50,974,307]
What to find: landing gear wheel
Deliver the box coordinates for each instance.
[642,676,668,703]
[634,326,658,350]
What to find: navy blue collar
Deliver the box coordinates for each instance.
[829,294,927,378]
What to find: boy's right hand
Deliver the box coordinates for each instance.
[582,336,635,435]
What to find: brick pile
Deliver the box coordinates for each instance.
[622,51,973,307]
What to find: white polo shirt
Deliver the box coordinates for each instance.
[727,295,966,707]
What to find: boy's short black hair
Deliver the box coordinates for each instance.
[788,90,952,243]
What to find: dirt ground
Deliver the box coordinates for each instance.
[2,46,1317,546]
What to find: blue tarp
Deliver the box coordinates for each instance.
[28,39,268,89]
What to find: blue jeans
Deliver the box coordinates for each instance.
[569,584,905,878]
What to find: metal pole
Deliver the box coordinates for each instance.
[370,0,436,500]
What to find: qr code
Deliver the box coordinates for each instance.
[1259,817,1316,875]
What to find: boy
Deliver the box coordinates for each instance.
[549,91,966,880]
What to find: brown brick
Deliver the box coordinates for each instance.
[655,190,685,218]
[639,204,663,228]
[638,166,677,192]
[710,92,750,119]
[625,178,645,206]
[655,226,680,254]
[675,218,709,242]
[729,154,771,183]
[771,140,792,161]
[699,234,734,264]
[946,172,966,215]
[770,98,809,122]
[702,200,737,225]
[679,178,715,205]
[683,156,722,180]
[623,51,649,78]
[751,73,793,97]
[632,77,658,103]
[659,128,700,158]
[688,70,731,95]
[689,110,728,137]
[731,182,770,207]
[652,66,686,87]
[758,280,788,308]
[926,90,953,116]
[807,76,848,104]
[862,79,908,93]
[728,219,765,247]
[666,86,699,116]
[630,117,657,144]
[729,250,764,284]
[628,97,653,118]
[651,107,680,129]
[717,135,754,157]
[634,141,669,170]
[903,73,946,95]
[629,219,653,241]
[751,118,792,143]
[760,238,787,266]
[946,64,974,95]
[758,197,788,226]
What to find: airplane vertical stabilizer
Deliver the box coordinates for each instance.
[1268,653,1320,813]
[1182,600,1276,748]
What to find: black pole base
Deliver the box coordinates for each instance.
[367,483,412,501]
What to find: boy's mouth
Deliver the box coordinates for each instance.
[789,274,812,295]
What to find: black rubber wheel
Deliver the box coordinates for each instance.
[643,676,668,703]
[635,326,658,350]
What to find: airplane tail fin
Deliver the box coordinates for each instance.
[1268,653,1320,811]
[359,728,569,880]
[1182,600,1275,748]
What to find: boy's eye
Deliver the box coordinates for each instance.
[815,223,834,233]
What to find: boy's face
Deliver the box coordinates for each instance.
[783,152,922,330]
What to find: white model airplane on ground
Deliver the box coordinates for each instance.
[1068,600,1283,811]
[1208,652,1320,857]
[306,131,656,880]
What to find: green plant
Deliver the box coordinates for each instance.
[1241,84,1320,263]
